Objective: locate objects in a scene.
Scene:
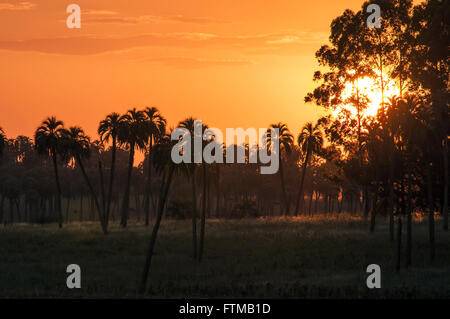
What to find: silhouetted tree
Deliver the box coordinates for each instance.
[34,117,66,228]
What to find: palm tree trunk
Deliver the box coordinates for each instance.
[295,149,311,215]
[406,170,412,267]
[308,190,313,216]
[443,137,448,231]
[76,154,107,234]
[363,186,370,220]
[426,163,435,262]
[191,167,197,259]
[98,160,106,217]
[121,143,135,228]
[370,191,377,233]
[139,166,174,293]
[314,192,319,215]
[51,149,63,228]
[199,165,207,262]
[215,164,220,218]
[105,136,117,228]
[9,198,14,224]
[144,136,153,226]
[66,197,71,223]
[0,195,4,224]
[396,217,402,272]
[79,195,83,222]
[278,157,289,215]
[388,135,395,242]
[389,179,395,242]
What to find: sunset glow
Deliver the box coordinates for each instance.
[335,73,399,118]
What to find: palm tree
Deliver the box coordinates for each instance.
[139,133,186,293]
[143,107,166,226]
[198,132,215,262]
[268,123,293,215]
[179,117,207,259]
[34,117,66,228]
[0,127,6,156]
[98,113,122,228]
[63,127,107,234]
[294,121,324,215]
[117,108,147,227]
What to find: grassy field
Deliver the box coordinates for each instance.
[0,214,449,298]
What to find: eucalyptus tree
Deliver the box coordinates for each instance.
[268,123,293,215]
[294,121,324,215]
[143,107,166,226]
[63,126,107,233]
[34,117,66,228]
[409,0,449,232]
[98,112,122,228]
[118,108,148,227]
[388,95,422,266]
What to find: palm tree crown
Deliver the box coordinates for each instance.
[34,117,65,156]
[268,122,294,156]
[98,112,122,144]
[0,127,6,156]
[63,126,91,160]
[298,122,324,156]
[118,108,148,150]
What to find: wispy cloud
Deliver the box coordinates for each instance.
[0,32,327,55]
[144,56,253,68]
[83,10,228,25]
[0,1,36,11]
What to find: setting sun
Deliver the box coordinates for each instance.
[336,73,399,117]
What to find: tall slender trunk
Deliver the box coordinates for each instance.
[13,199,21,222]
[370,191,377,233]
[278,156,290,215]
[406,170,412,267]
[121,143,135,228]
[426,163,435,262]
[443,137,448,231]
[139,166,174,293]
[215,164,220,218]
[51,148,63,228]
[295,149,311,214]
[0,195,4,224]
[363,186,370,220]
[144,135,153,226]
[9,198,14,224]
[389,173,395,242]
[314,192,319,215]
[76,154,107,234]
[66,197,71,223]
[105,136,117,228]
[191,167,197,259]
[98,160,106,217]
[396,217,402,272]
[199,164,207,262]
[79,195,83,222]
[308,190,314,216]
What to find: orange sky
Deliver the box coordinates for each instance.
[0,0,367,155]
